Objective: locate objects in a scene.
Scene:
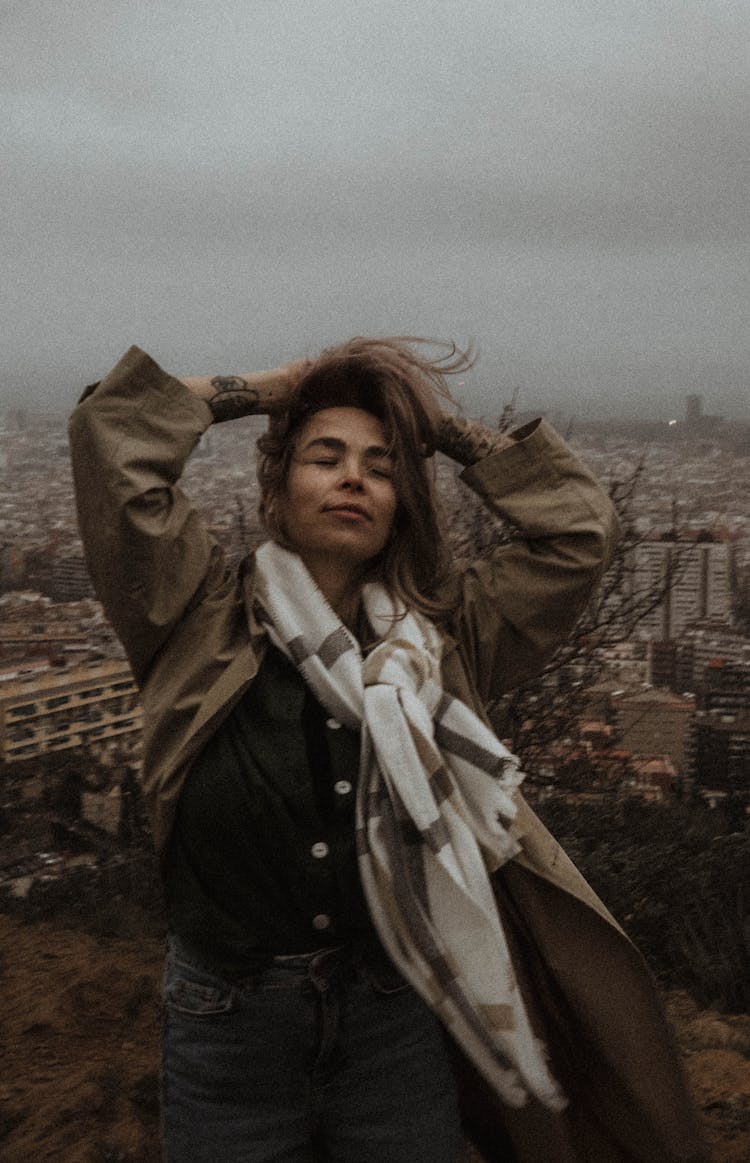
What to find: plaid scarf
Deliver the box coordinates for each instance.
[254,541,565,1111]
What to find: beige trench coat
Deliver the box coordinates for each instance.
[69,347,705,1162]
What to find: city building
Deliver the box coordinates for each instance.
[648,621,750,692]
[0,660,142,764]
[595,641,650,687]
[699,660,750,715]
[682,393,724,437]
[609,687,695,775]
[686,661,750,798]
[647,640,679,689]
[629,756,679,802]
[43,550,95,603]
[692,711,750,798]
[627,535,736,642]
[0,593,120,666]
[685,394,703,426]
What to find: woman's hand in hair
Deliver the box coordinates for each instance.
[179,358,311,424]
[435,412,516,467]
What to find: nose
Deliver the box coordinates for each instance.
[338,459,365,490]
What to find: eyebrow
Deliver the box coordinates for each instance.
[300,436,392,459]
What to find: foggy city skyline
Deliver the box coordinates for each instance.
[4,0,749,422]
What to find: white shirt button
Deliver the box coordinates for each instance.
[326,718,342,730]
[334,780,352,796]
[312,914,331,931]
[311,841,329,859]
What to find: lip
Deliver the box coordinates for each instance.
[323,503,371,521]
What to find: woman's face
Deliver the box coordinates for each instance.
[278,406,398,576]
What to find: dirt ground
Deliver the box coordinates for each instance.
[1,914,749,1162]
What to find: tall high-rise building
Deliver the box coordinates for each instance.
[685,394,703,424]
[628,536,735,642]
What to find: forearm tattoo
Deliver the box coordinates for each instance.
[208,377,261,423]
[436,413,514,466]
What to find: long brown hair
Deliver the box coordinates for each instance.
[256,336,472,616]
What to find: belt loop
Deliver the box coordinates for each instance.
[307,946,350,993]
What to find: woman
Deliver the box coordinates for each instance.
[69,338,704,1162]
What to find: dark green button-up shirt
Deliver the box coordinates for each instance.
[164,643,372,966]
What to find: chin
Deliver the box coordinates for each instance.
[318,537,386,568]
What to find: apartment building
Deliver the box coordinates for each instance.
[628,536,736,642]
[610,687,695,775]
[0,660,142,763]
[648,621,750,692]
[692,711,750,796]
[699,660,750,715]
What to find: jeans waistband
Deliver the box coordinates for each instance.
[168,934,364,992]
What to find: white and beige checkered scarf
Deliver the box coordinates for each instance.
[254,540,565,1111]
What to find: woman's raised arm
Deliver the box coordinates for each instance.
[69,347,304,681]
[438,415,620,704]
[179,359,310,423]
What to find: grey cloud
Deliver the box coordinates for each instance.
[2,0,749,418]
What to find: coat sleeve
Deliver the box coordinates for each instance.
[445,419,621,705]
[68,346,225,684]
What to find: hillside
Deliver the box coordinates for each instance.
[0,915,748,1162]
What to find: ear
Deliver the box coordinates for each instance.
[259,492,274,527]
[260,490,288,539]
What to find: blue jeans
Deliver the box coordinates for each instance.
[161,939,462,1162]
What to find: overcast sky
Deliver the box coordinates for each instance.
[4,0,749,420]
